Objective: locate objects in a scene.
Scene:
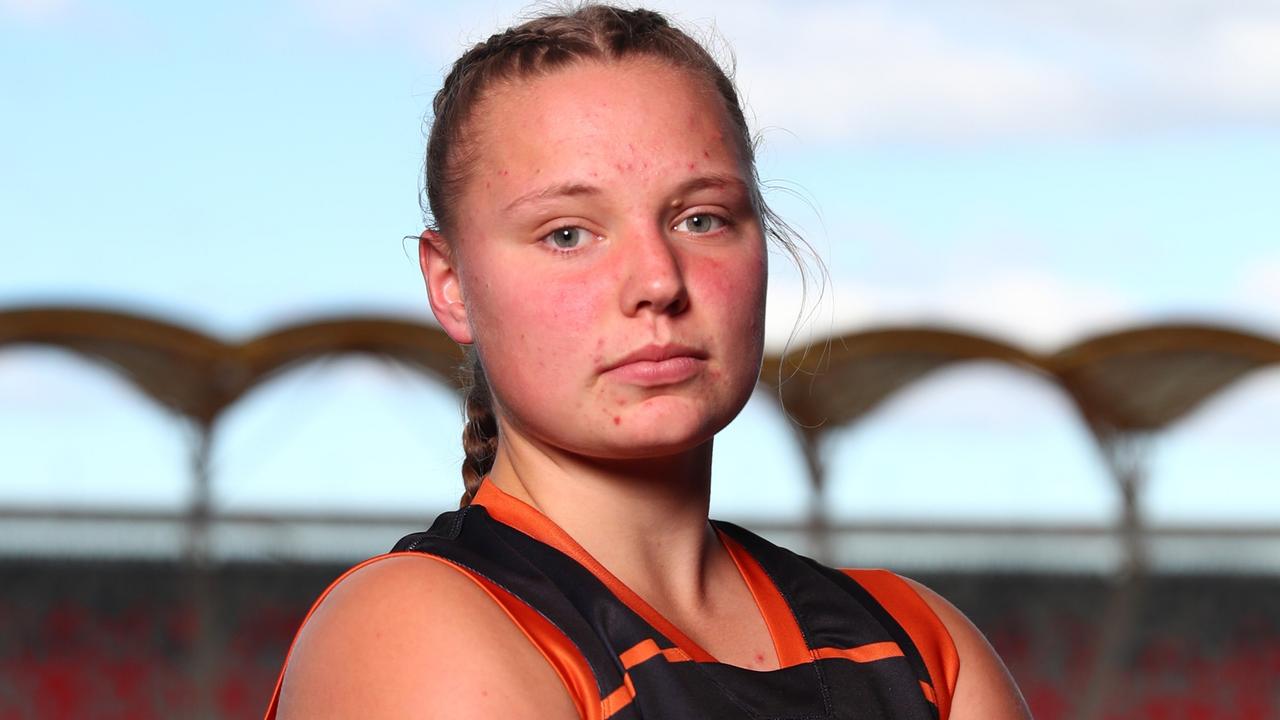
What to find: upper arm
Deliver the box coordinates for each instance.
[899,577,1032,720]
[275,554,580,720]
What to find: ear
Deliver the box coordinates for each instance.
[419,229,474,345]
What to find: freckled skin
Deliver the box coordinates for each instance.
[444,58,767,460]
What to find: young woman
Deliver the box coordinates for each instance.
[268,5,1031,719]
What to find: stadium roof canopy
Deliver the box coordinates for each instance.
[3,305,1278,448]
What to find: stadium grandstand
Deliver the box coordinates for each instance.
[1,306,1278,719]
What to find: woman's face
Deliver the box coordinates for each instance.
[430,57,767,461]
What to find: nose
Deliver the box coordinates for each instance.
[618,224,689,318]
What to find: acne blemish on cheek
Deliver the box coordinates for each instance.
[702,150,710,159]
[613,416,621,425]
[687,162,695,170]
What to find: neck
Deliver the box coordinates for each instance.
[487,428,719,608]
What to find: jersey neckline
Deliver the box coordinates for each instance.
[471,476,812,670]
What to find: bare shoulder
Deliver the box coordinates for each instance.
[898,576,1032,720]
[276,553,579,720]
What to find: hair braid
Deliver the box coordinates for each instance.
[459,350,498,507]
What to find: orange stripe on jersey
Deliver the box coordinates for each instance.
[473,479,719,663]
[919,680,938,705]
[661,646,692,663]
[843,569,959,720]
[716,527,814,668]
[619,638,664,668]
[619,638,693,670]
[600,672,637,718]
[610,637,904,717]
[262,552,600,720]
[810,640,904,664]
[604,640,697,719]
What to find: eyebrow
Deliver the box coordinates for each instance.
[505,182,600,212]
[674,173,747,195]
[503,172,748,213]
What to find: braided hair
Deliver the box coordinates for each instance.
[424,4,813,507]
[458,348,497,507]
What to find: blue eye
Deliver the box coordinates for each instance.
[544,226,596,250]
[673,214,726,234]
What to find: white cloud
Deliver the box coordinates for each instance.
[766,264,1135,352]
[303,0,411,34]
[0,0,143,39]
[1226,253,1280,340]
[293,0,528,57]
[291,0,1280,141]
[707,0,1280,142]
[1206,16,1280,99]
[0,0,70,24]
[709,3,1097,142]
[1239,254,1280,308]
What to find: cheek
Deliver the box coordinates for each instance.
[692,250,767,332]
[471,265,593,335]
[546,281,601,339]
[465,261,612,385]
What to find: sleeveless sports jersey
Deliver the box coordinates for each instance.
[265,479,959,719]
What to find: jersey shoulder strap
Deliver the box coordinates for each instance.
[842,569,960,719]
[712,520,958,720]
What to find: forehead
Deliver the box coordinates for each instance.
[464,57,747,193]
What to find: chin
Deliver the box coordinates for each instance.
[587,405,732,460]
[589,434,709,461]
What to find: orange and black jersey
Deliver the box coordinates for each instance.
[265,479,959,719]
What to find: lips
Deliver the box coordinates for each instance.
[601,343,709,386]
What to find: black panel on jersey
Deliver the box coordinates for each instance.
[393,507,939,720]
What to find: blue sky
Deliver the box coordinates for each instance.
[1,1,1277,555]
